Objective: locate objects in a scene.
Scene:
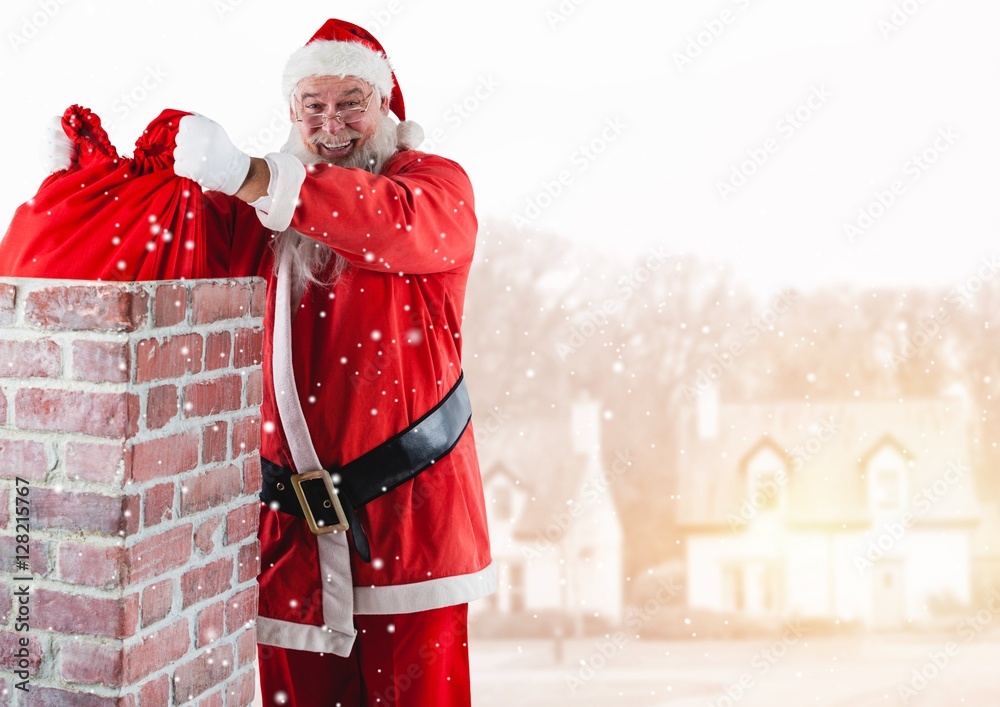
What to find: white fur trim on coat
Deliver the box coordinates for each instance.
[354,561,498,615]
[254,152,306,232]
[256,562,499,654]
[283,40,394,103]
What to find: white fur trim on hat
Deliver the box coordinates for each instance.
[282,40,394,102]
[396,121,424,151]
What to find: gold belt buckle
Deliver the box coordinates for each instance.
[290,469,350,535]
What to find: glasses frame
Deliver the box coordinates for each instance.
[294,91,376,129]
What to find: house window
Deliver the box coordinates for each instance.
[863,439,908,514]
[872,469,902,512]
[750,470,781,511]
[743,442,787,516]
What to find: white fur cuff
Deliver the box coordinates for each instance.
[255,152,307,232]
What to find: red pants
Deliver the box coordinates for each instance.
[257,604,471,706]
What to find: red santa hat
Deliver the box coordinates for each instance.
[282,19,423,150]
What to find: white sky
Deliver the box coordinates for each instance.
[1,0,998,296]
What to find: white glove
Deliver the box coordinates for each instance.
[173,114,251,195]
[42,115,74,173]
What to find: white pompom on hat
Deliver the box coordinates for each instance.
[282,19,424,151]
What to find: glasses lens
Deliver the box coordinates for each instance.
[338,108,364,124]
[304,114,328,128]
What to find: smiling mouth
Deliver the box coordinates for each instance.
[317,139,355,155]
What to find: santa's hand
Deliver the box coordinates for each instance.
[173,114,251,195]
[42,115,74,173]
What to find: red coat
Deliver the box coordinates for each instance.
[216,149,495,654]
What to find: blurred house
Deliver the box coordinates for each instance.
[470,397,623,631]
[970,502,1000,606]
[677,388,981,630]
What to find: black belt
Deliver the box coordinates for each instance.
[260,373,472,563]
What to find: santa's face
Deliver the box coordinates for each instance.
[291,75,391,165]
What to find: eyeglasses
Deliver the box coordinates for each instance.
[295,91,375,129]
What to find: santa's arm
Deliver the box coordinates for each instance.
[295,156,476,274]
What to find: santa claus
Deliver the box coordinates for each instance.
[171,19,495,706]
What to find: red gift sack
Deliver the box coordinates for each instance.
[0,105,232,280]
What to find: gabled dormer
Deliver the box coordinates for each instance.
[739,437,791,516]
[482,462,528,525]
[860,435,911,515]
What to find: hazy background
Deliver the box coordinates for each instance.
[3,1,1000,705]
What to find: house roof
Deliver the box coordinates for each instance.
[476,406,599,539]
[676,398,980,529]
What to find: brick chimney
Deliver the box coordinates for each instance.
[0,277,264,706]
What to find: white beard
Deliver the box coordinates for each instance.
[272,114,400,295]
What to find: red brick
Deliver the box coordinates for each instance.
[205,331,231,371]
[0,282,15,325]
[127,523,193,583]
[0,437,50,481]
[226,502,259,545]
[181,465,242,517]
[58,542,126,588]
[141,578,174,629]
[183,375,242,418]
[233,327,263,368]
[123,617,190,683]
[138,674,171,706]
[146,383,179,430]
[226,585,257,636]
[0,388,6,425]
[181,557,233,609]
[197,600,225,647]
[0,536,47,575]
[0,488,8,529]
[0,339,61,378]
[198,691,224,707]
[14,388,137,439]
[243,456,262,495]
[32,488,125,535]
[72,340,129,383]
[58,638,123,685]
[232,416,259,456]
[246,369,263,407]
[203,421,228,464]
[135,333,204,383]
[144,482,175,528]
[195,515,223,555]
[236,625,256,667]
[25,284,148,332]
[34,588,134,639]
[128,430,199,483]
[250,279,266,317]
[0,630,43,674]
[172,643,234,704]
[64,441,124,483]
[191,282,252,324]
[229,667,257,707]
[122,493,141,537]
[237,539,260,583]
[154,283,188,327]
